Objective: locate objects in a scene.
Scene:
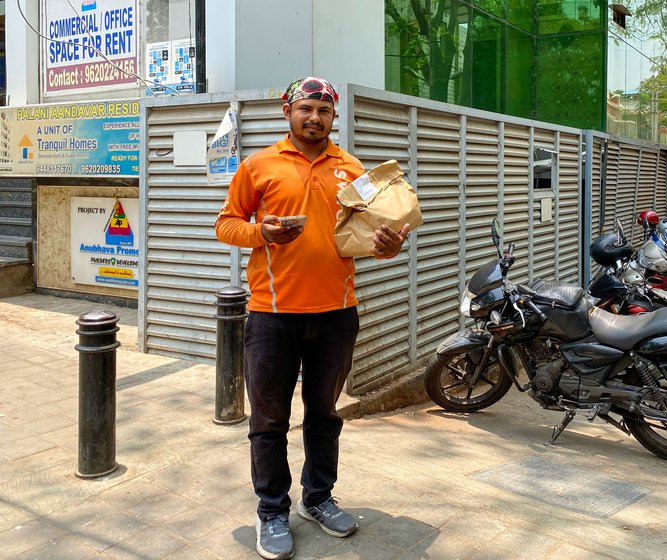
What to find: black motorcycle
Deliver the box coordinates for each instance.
[588,220,667,314]
[424,219,667,459]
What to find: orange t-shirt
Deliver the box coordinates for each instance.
[215,135,365,313]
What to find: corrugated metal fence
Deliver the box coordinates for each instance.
[139,85,666,395]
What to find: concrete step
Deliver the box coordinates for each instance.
[0,236,32,260]
[0,200,32,219]
[0,178,33,190]
[0,219,32,238]
[0,260,33,296]
[0,191,32,203]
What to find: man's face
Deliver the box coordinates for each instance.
[283,99,335,145]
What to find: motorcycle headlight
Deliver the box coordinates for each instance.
[460,288,480,317]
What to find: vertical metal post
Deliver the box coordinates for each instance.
[583,130,594,287]
[195,0,207,93]
[75,311,120,479]
[213,287,248,425]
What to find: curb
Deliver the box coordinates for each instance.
[338,368,430,419]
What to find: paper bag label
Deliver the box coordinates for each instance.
[350,174,379,201]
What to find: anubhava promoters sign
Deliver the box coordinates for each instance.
[71,197,140,290]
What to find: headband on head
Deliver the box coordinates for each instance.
[282,77,339,104]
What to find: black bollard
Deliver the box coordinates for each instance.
[213,286,248,425]
[75,310,121,478]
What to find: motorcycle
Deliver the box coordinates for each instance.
[588,220,667,314]
[424,218,667,460]
[636,211,667,291]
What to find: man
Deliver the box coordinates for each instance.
[215,76,409,560]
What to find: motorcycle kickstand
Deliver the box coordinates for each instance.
[545,410,575,446]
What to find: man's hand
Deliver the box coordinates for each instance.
[261,215,304,245]
[372,223,410,258]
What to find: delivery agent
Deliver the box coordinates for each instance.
[215,76,409,560]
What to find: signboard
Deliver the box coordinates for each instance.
[146,41,171,92]
[71,197,139,290]
[145,39,196,95]
[1,100,139,177]
[43,0,138,94]
[207,106,239,183]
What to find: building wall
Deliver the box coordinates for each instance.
[5,0,384,106]
[37,185,138,298]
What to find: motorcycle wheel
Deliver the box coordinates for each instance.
[624,417,667,460]
[620,370,667,460]
[424,350,512,413]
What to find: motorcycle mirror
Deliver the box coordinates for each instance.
[616,219,626,245]
[491,218,502,257]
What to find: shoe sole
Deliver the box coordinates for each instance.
[255,517,294,560]
[296,500,358,538]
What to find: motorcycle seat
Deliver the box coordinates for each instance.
[529,279,585,309]
[589,306,667,350]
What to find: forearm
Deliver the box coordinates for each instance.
[215,215,268,248]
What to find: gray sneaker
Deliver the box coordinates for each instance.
[297,497,358,537]
[255,513,293,560]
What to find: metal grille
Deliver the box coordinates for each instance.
[532,128,557,283]
[558,132,582,284]
[143,99,289,362]
[413,108,462,358]
[603,140,621,231]
[141,87,666,395]
[618,146,643,245]
[503,123,531,284]
[347,95,413,393]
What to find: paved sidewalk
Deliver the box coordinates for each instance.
[1,293,667,559]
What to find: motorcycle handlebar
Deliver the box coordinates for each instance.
[525,298,548,322]
[500,242,515,272]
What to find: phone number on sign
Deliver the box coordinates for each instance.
[35,164,73,174]
[80,164,121,175]
[83,59,136,86]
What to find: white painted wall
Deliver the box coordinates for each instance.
[313,0,384,89]
[233,0,312,92]
[205,0,235,94]
[6,0,40,106]
[208,0,384,93]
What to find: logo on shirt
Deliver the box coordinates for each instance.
[333,169,349,190]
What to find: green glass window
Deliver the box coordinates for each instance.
[471,11,504,112]
[474,0,505,18]
[535,32,605,130]
[535,0,605,35]
[385,0,473,104]
[384,0,662,138]
[506,27,534,118]
[507,0,533,33]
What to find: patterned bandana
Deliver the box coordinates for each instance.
[282,77,339,104]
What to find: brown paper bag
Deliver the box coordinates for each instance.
[334,160,423,257]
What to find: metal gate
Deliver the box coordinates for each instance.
[584,132,666,284]
[140,85,665,395]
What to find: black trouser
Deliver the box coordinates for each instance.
[244,307,359,520]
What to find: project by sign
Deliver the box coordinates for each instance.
[0,100,139,177]
[44,0,138,93]
[71,197,139,290]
